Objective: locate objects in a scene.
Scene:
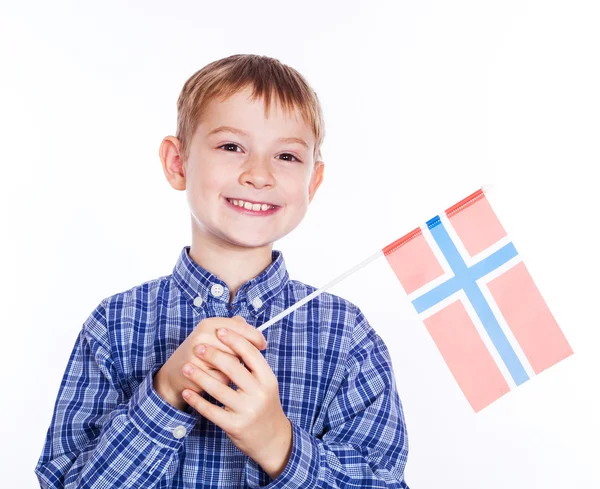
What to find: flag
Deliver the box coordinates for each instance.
[383,188,573,412]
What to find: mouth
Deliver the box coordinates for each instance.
[224,197,281,216]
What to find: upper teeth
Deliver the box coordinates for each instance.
[230,199,274,211]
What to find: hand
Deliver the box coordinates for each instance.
[181,326,293,481]
[153,316,268,411]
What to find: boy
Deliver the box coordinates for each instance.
[35,54,410,488]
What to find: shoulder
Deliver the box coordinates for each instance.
[82,273,175,345]
[287,279,357,310]
[102,273,173,309]
[284,278,374,339]
[80,273,177,385]
[285,278,359,311]
[98,272,181,327]
[284,279,393,378]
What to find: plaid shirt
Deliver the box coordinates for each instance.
[35,245,410,488]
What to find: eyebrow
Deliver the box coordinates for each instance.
[207,125,310,150]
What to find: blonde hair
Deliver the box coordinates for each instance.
[175,54,325,165]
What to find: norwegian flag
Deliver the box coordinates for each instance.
[383,189,573,412]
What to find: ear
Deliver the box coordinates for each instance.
[159,136,186,191]
[308,160,324,204]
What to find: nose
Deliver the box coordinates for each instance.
[239,154,275,189]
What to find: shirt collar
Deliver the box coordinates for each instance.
[172,245,289,315]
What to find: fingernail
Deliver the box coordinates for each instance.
[218,328,228,336]
[183,365,194,375]
[196,344,206,355]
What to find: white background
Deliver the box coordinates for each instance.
[1,1,599,487]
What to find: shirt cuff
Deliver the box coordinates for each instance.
[128,364,200,449]
[245,421,321,488]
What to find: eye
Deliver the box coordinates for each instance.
[218,144,300,163]
[277,153,301,163]
[219,143,242,153]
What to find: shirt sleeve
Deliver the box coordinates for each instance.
[245,305,410,488]
[34,301,201,488]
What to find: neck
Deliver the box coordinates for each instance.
[189,233,274,304]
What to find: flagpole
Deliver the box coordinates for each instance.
[257,249,384,332]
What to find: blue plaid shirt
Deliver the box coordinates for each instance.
[35,245,410,488]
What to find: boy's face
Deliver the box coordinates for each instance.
[161,85,324,251]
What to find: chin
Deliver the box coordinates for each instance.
[223,233,276,249]
[232,240,274,250]
[218,223,296,249]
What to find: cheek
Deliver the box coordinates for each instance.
[282,172,312,203]
[189,168,227,201]
[292,193,311,213]
[282,183,309,207]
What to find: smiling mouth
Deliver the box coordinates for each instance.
[225,197,279,211]
[225,197,281,215]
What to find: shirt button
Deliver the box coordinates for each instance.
[210,284,224,297]
[172,425,187,439]
[193,296,203,307]
[252,297,263,309]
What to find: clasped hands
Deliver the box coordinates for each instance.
[155,315,292,480]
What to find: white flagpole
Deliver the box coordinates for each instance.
[257,249,384,332]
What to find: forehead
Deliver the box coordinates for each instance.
[198,87,314,144]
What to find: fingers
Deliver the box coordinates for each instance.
[182,363,241,411]
[230,316,268,350]
[215,328,272,386]
[196,341,260,394]
[204,368,230,385]
[182,387,230,428]
[194,316,267,355]
[190,355,238,385]
[180,364,228,397]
